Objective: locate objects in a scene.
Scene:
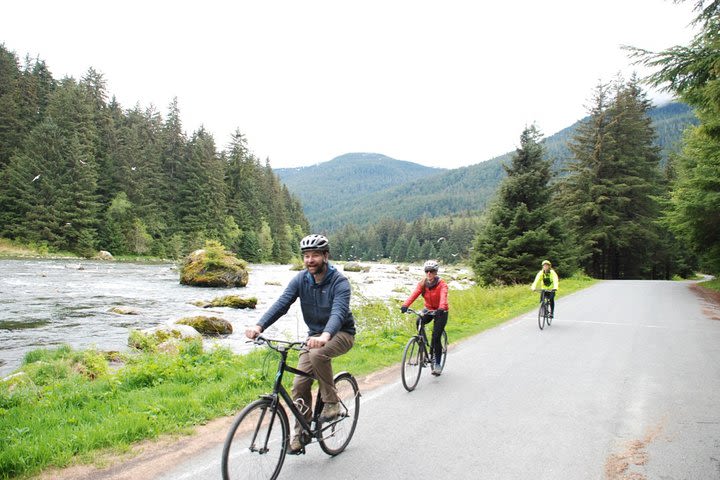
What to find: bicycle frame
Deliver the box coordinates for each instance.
[540,289,552,307]
[261,339,319,438]
[408,309,435,363]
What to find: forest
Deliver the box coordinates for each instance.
[1,0,717,283]
[0,45,308,262]
[331,1,720,281]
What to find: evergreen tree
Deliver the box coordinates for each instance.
[238,230,262,262]
[176,127,226,243]
[104,192,135,254]
[406,235,421,262]
[1,116,98,254]
[225,131,258,231]
[558,79,663,278]
[390,237,408,262]
[420,240,437,261]
[472,125,568,284]
[264,160,293,263]
[629,2,720,273]
[257,220,274,262]
[159,97,187,234]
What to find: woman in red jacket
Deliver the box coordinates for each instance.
[400,260,449,375]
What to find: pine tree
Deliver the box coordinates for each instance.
[472,125,568,284]
[238,230,262,262]
[558,79,663,278]
[225,131,266,232]
[0,46,24,169]
[629,2,720,273]
[176,127,227,246]
[390,237,408,262]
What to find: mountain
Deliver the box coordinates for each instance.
[277,102,698,232]
[274,153,445,229]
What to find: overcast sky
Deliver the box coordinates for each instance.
[1,1,698,169]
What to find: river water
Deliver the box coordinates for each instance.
[0,259,472,377]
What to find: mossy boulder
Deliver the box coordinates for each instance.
[179,241,249,287]
[191,295,257,309]
[128,324,202,352]
[96,250,114,261]
[344,262,370,273]
[109,306,140,315]
[176,316,233,335]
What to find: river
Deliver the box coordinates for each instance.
[0,259,472,377]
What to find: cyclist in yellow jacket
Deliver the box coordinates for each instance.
[531,260,559,318]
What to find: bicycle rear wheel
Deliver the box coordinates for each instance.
[401,336,423,392]
[538,304,545,330]
[318,372,360,456]
[439,330,448,370]
[221,398,289,480]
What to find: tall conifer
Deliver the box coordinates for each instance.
[472,125,569,284]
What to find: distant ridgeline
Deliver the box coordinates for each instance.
[276,102,697,233]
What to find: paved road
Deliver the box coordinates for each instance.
[156,280,720,480]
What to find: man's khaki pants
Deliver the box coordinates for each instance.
[292,331,354,436]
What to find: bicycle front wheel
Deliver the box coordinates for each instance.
[318,372,360,456]
[221,398,289,480]
[401,336,423,392]
[538,304,545,330]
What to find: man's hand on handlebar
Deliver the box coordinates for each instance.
[400,305,408,313]
[307,332,331,349]
[245,325,263,339]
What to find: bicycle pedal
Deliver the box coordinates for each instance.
[287,447,305,456]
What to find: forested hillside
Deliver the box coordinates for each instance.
[280,102,697,232]
[275,152,443,230]
[0,44,308,261]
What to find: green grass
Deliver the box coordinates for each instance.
[0,273,595,479]
[699,278,720,292]
[0,238,77,259]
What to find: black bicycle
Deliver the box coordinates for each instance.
[400,308,448,392]
[537,289,556,330]
[221,336,360,480]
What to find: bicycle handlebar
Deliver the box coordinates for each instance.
[249,335,307,351]
[404,307,437,317]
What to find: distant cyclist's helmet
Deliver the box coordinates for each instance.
[542,260,552,266]
[423,260,439,272]
[300,234,329,253]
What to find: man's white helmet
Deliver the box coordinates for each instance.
[300,234,329,253]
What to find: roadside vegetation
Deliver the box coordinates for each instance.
[698,278,720,292]
[0,273,594,479]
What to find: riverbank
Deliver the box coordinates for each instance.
[0,274,595,479]
[0,238,175,263]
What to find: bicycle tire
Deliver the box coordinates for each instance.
[318,372,360,456]
[545,302,553,326]
[439,330,448,370]
[401,336,423,391]
[221,398,289,480]
[538,304,545,330]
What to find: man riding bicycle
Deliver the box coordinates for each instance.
[531,260,559,318]
[245,234,356,454]
[400,260,449,376]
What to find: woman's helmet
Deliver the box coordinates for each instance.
[423,260,439,272]
[542,260,552,266]
[300,234,329,253]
